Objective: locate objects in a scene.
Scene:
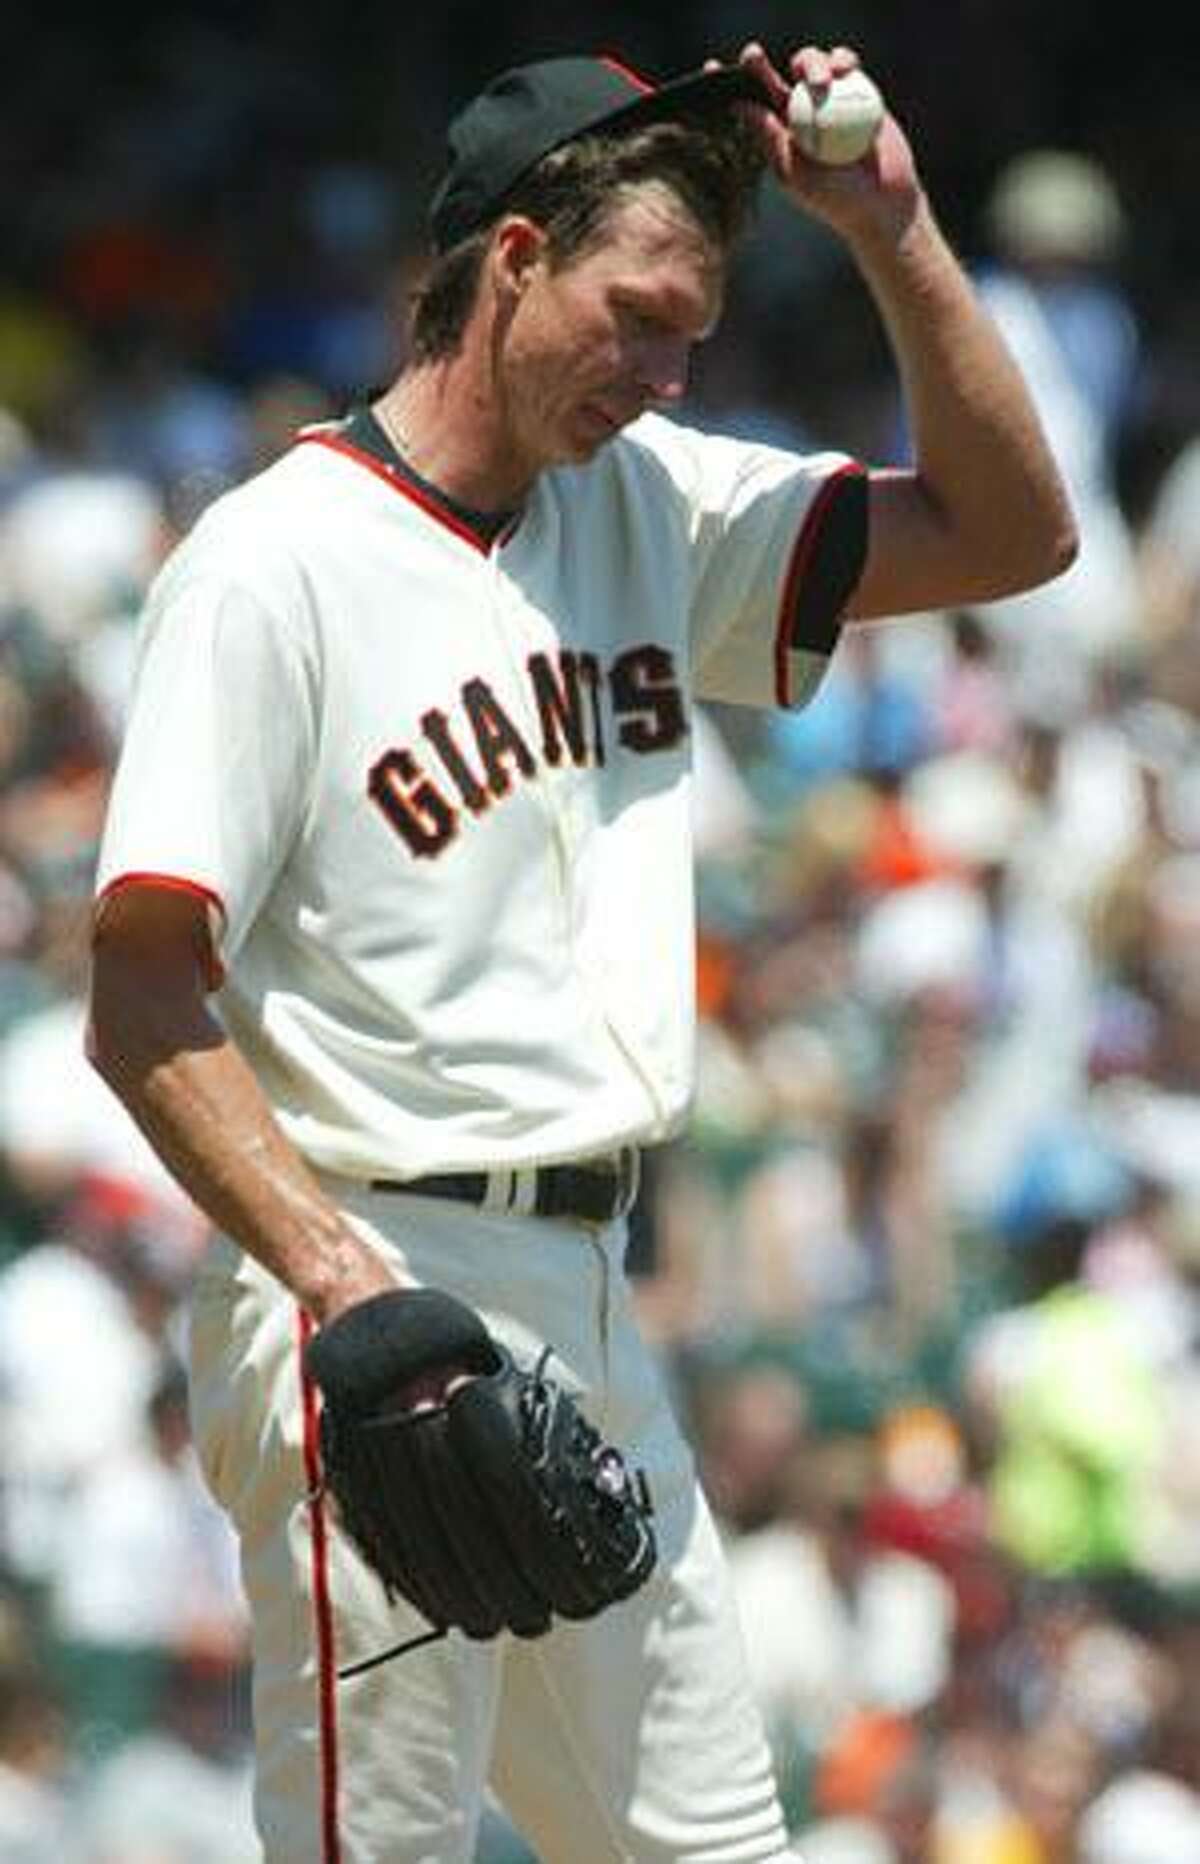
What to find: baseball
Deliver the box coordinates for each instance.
[787,69,884,166]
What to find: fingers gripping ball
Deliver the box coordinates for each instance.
[305,1288,657,1641]
[788,69,884,166]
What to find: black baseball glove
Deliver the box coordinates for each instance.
[304,1288,656,1653]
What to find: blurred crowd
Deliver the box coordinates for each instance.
[4,7,1200,1861]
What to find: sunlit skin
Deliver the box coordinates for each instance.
[493,183,725,477]
[377,184,725,514]
[375,41,908,519]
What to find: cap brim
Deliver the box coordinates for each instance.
[604,64,771,134]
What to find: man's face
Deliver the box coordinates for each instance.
[498,184,725,472]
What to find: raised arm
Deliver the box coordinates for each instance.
[739,41,1078,619]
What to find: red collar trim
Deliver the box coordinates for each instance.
[297,430,514,554]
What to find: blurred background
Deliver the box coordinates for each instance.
[4,5,1200,1859]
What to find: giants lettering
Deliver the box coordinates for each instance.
[528,650,606,767]
[368,748,457,858]
[461,679,536,796]
[528,651,587,766]
[610,645,687,753]
[369,645,685,858]
[580,653,606,767]
[420,707,490,814]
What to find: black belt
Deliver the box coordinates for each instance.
[370,1147,640,1226]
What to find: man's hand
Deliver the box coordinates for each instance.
[731,41,922,243]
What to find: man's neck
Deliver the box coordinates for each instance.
[374,358,535,516]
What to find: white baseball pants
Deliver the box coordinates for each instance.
[189,1184,796,1862]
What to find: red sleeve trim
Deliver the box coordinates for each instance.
[94,872,227,990]
[773,462,868,707]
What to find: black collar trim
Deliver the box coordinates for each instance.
[343,406,517,546]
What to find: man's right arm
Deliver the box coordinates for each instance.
[88,885,398,1325]
[737,41,1078,621]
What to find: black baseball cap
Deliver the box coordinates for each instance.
[429,55,770,253]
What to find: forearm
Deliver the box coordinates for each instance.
[851,196,1077,603]
[733,40,1077,618]
[88,977,394,1324]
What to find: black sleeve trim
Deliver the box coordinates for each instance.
[784,464,870,656]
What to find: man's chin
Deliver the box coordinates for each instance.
[569,432,615,463]
[561,407,629,461]
[551,431,615,469]
[586,402,633,441]
[534,405,637,471]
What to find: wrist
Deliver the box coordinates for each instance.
[841,192,970,320]
[835,184,932,264]
[302,1239,401,1328]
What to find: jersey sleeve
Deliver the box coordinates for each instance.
[631,417,869,710]
[94,557,319,971]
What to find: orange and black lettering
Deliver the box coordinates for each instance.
[368,748,457,857]
[579,652,605,767]
[462,678,536,797]
[421,708,490,814]
[610,646,686,753]
[527,651,589,766]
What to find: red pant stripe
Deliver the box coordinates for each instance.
[298,1308,341,1864]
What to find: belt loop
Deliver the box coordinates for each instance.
[481,1169,514,1215]
[508,1168,539,1217]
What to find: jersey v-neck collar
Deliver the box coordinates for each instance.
[297,407,520,554]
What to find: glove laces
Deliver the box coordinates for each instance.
[338,1624,448,1682]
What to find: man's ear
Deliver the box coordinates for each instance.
[491,215,547,300]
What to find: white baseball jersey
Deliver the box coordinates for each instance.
[96,409,866,1181]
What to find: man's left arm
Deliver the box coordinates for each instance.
[739,41,1079,620]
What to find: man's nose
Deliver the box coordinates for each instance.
[636,335,691,404]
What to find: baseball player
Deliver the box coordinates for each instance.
[88,37,1075,1864]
